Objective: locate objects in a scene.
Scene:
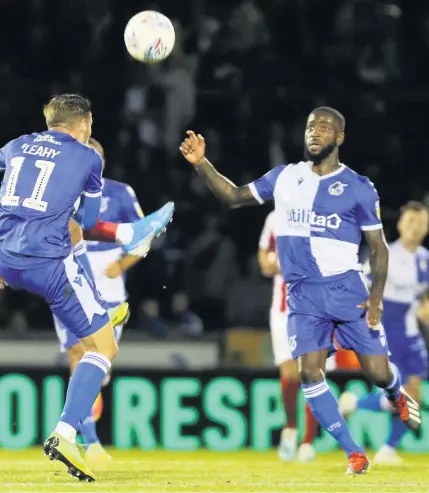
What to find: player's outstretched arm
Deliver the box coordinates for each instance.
[180,131,258,208]
[361,228,389,327]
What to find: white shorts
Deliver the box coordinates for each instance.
[87,247,127,303]
[270,310,292,365]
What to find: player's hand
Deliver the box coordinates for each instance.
[105,262,123,279]
[179,131,206,165]
[0,276,7,289]
[264,251,281,276]
[357,296,383,330]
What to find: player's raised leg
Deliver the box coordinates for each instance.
[335,284,422,435]
[355,355,421,428]
[122,201,175,257]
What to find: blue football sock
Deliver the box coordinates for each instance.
[384,363,402,401]
[303,380,364,457]
[79,412,100,447]
[357,391,384,411]
[386,414,408,449]
[58,352,111,432]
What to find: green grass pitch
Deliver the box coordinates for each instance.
[0,448,428,493]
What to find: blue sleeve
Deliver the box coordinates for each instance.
[83,151,103,198]
[120,185,144,222]
[355,178,382,231]
[248,165,286,203]
[74,194,101,230]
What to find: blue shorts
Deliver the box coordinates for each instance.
[287,271,389,359]
[53,301,124,352]
[0,252,109,341]
[388,335,428,383]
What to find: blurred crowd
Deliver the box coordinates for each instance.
[1,0,429,337]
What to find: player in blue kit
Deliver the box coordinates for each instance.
[53,137,146,461]
[0,94,174,482]
[340,201,429,464]
[180,107,421,474]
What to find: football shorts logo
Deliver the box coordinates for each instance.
[328,181,348,196]
[288,335,297,352]
[375,201,381,220]
[298,177,304,185]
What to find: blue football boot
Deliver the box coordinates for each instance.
[123,201,174,257]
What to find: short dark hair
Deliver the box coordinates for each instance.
[400,201,429,216]
[43,94,91,128]
[311,106,346,132]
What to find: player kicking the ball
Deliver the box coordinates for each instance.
[52,137,150,462]
[180,107,422,474]
[0,94,174,482]
[258,211,318,461]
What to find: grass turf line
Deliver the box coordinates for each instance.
[0,449,428,493]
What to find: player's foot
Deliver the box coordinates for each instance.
[124,201,174,257]
[86,442,112,462]
[43,432,95,482]
[108,301,130,328]
[339,391,358,416]
[390,387,421,432]
[346,452,370,475]
[373,445,404,465]
[297,443,316,462]
[278,428,298,461]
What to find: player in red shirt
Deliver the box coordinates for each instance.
[258,211,318,461]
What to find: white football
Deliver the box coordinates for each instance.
[124,11,175,63]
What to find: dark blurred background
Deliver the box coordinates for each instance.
[0,0,428,345]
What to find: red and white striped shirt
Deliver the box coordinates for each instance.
[259,211,287,313]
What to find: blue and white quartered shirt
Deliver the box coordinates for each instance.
[249,161,382,284]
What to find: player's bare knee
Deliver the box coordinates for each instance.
[80,322,119,362]
[94,337,118,361]
[299,366,323,384]
[68,344,85,374]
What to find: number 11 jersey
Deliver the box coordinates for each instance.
[0,130,102,262]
